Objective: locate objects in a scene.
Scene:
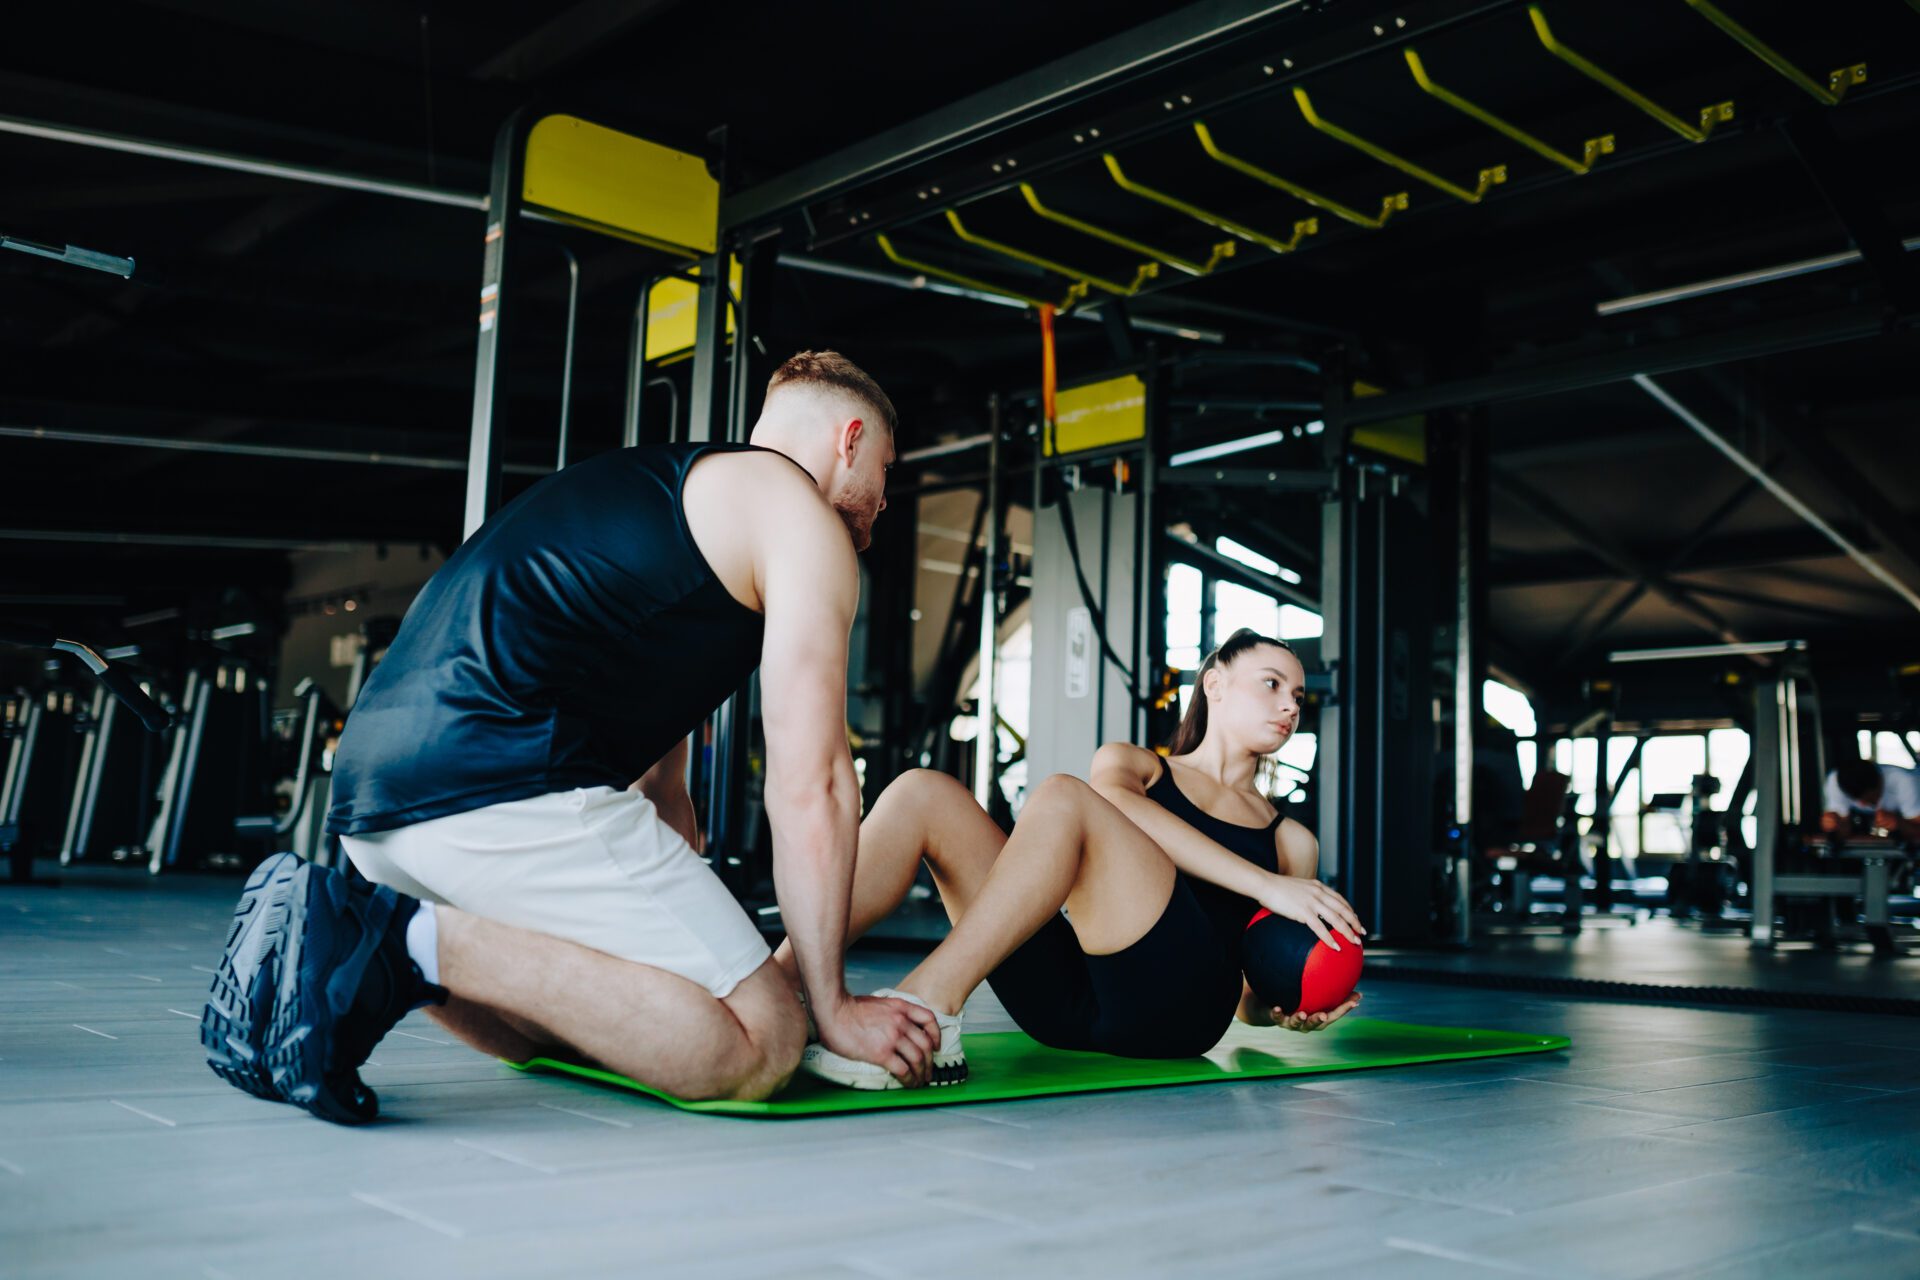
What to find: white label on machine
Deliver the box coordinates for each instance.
[1065,607,1092,700]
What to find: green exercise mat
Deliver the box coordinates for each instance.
[505,1017,1570,1118]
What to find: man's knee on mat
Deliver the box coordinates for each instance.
[698,968,806,1101]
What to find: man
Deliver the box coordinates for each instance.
[1821,755,1920,843]
[202,351,941,1124]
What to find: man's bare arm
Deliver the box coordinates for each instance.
[753,480,937,1079]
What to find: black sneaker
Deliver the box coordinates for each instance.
[201,852,304,1101]
[261,859,446,1125]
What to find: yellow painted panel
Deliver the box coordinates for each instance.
[1049,374,1147,456]
[1350,379,1426,464]
[523,115,717,255]
[645,257,741,362]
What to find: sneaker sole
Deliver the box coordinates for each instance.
[261,860,394,1125]
[200,852,302,1101]
[801,1049,970,1091]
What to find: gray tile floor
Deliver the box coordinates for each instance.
[5,865,1918,1279]
[1368,916,1920,1001]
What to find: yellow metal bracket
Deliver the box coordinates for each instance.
[1194,122,1409,230]
[874,233,1086,311]
[1103,155,1317,254]
[1019,183,1236,276]
[1404,48,1614,175]
[1529,5,1734,142]
[1684,0,1865,106]
[1294,87,1507,203]
[945,209,1159,296]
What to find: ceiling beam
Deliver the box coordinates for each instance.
[1489,526,1877,588]
[1344,304,1887,426]
[1669,580,1868,625]
[1700,369,1920,606]
[1490,471,1749,651]
[1549,458,1777,665]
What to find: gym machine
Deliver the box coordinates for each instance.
[58,657,172,867]
[1747,644,1913,956]
[0,629,174,883]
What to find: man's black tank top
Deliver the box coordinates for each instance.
[1144,759,1283,963]
[327,443,789,836]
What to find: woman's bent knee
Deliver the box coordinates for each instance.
[1029,773,1095,812]
[881,768,972,811]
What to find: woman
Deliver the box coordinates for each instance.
[778,629,1365,1089]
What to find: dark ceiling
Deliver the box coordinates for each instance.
[4,0,1920,710]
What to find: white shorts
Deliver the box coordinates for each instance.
[340,787,770,999]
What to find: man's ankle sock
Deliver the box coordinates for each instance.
[404,900,440,988]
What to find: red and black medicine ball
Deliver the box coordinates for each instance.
[1243,908,1364,1016]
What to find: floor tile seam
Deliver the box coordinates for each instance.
[1379,1235,1568,1278]
[1321,1177,1521,1218]
[1565,1086,1892,1122]
[1640,1224,1887,1279]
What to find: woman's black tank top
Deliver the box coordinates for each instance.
[1145,760,1283,962]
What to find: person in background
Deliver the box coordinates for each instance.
[1821,755,1920,843]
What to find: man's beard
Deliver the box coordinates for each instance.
[832,498,875,552]
[832,476,881,552]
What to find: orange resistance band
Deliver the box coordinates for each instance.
[1039,304,1058,453]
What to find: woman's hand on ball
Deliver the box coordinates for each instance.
[1275,990,1361,1033]
[1257,874,1366,950]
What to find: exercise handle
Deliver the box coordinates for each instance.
[49,639,173,734]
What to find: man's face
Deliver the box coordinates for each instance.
[830,420,893,553]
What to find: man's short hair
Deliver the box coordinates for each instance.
[1835,757,1882,800]
[766,350,897,435]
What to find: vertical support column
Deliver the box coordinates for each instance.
[1751,675,1784,949]
[1199,574,1218,656]
[1133,347,1162,745]
[701,249,746,881]
[1316,350,1349,888]
[465,108,533,540]
[1318,350,1433,939]
[685,256,729,444]
[974,395,1003,808]
[555,245,579,471]
[1445,410,1487,945]
[703,238,782,890]
[622,276,655,448]
[726,237,779,440]
[1592,717,1615,913]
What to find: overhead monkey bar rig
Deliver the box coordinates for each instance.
[760,0,1881,326]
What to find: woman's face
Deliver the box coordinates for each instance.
[1204,643,1306,756]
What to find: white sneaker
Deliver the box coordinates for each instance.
[799,988,967,1090]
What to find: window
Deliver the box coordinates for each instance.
[1706,728,1749,812]
[1875,731,1917,769]
[1215,581,1280,641]
[1278,605,1323,640]
[1640,735,1707,856]
[1484,680,1536,738]
[1165,563,1203,670]
[1216,536,1302,585]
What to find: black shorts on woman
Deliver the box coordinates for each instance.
[984,758,1281,1059]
